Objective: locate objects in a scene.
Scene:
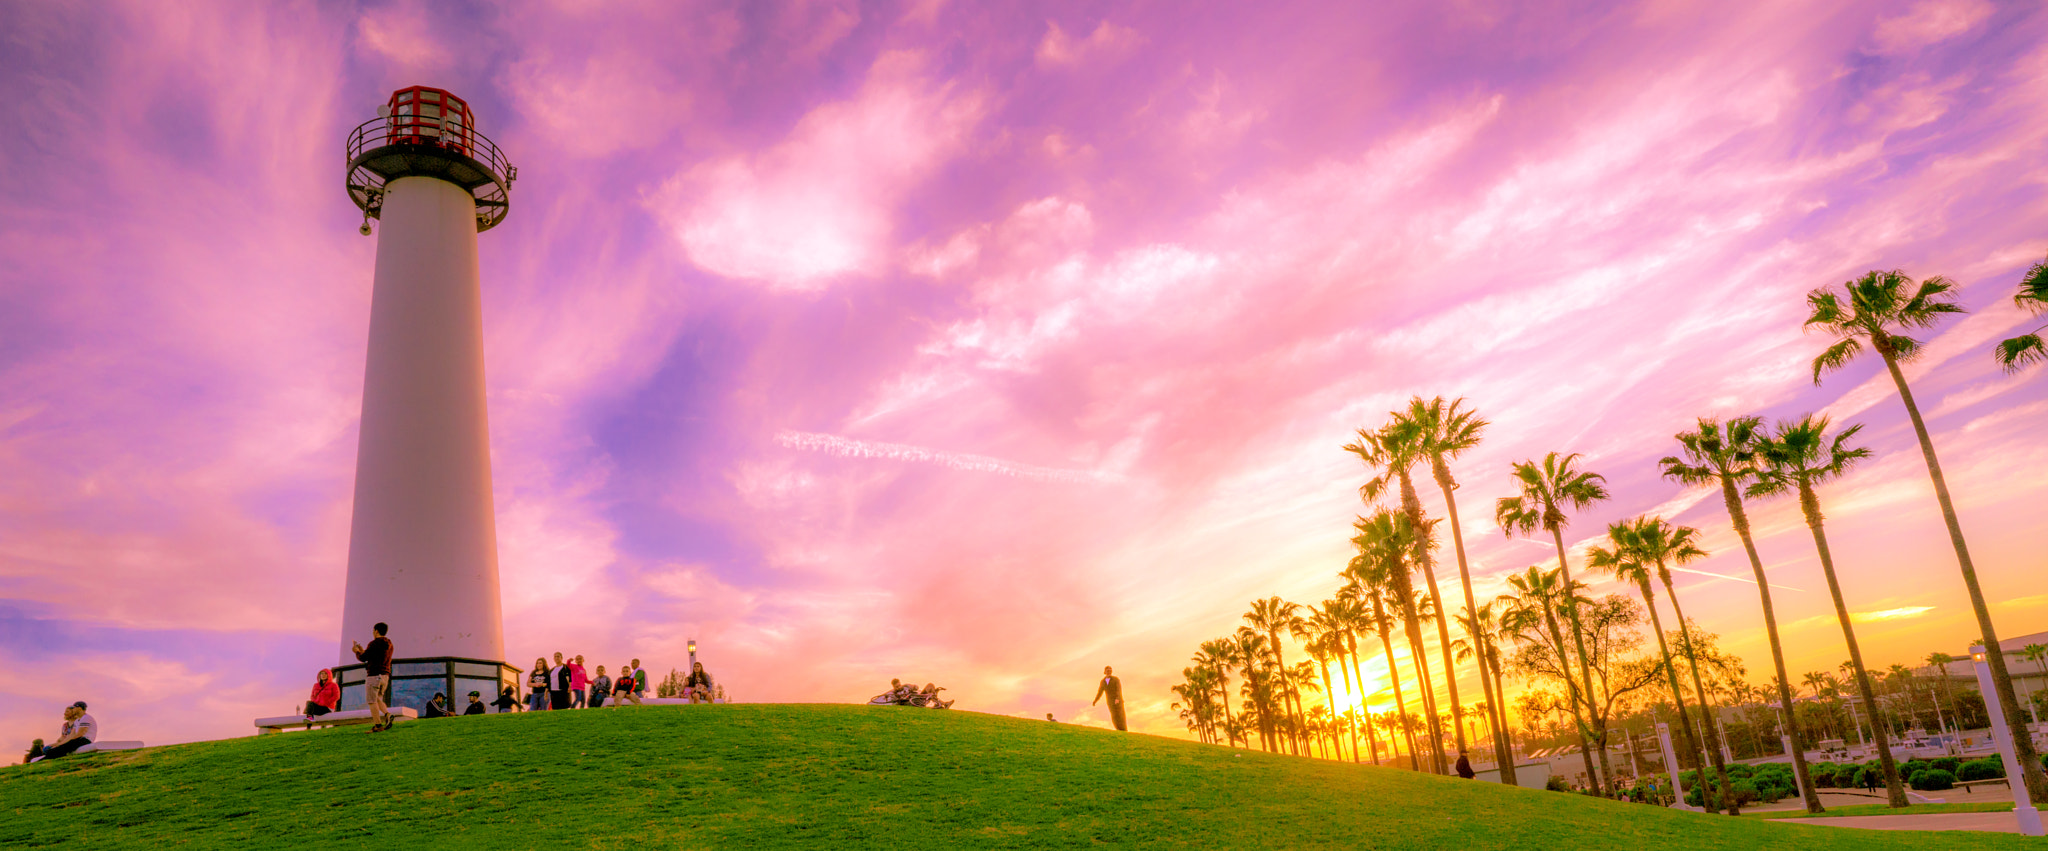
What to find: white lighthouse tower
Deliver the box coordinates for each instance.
[334,86,519,710]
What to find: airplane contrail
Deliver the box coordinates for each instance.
[775,430,1124,484]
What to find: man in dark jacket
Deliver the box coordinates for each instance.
[1092,666,1127,732]
[351,623,395,732]
[1455,751,1476,779]
[464,691,487,716]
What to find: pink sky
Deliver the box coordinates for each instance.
[4,0,2047,749]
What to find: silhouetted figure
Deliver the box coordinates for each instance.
[1455,751,1475,779]
[1092,666,1127,732]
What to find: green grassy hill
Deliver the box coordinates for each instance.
[0,705,2029,849]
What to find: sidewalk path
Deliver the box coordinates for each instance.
[1788,812,2022,833]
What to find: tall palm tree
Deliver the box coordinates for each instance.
[1497,452,1610,793]
[1353,509,1449,773]
[1587,518,1717,814]
[1750,415,1908,807]
[1994,255,2048,372]
[1347,420,1466,765]
[1662,416,1821,813]
[1310,603,1362,762]
[1408,396,1506,776]
[1349,555,1422,770]
[1629,517,1737,814]
[1499,564,1604,792]
[1195,639,1241,747]
[1809,269,2047,801]
[1332,585,1385,764]
[1925,652,1960,739]
[1247,597,1310,755]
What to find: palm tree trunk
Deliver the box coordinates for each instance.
[1718,478,1823,813]
[1637,577,1714,813]
[1549,526,1608,795]
[1213,666,1238,748]
[1662,570,1737,814]
[1435,468,1514,784]
[1878,349,2048,803]
[1346,631,1378,764]
[1486,647,1517,777]
[1400,598,1448,774]
[1541,601,1604,794]
[1267,629,1304,756]
[1796,478,1909,807]
[1377,620,1420,770]
[1400,473,1468,764]
[1334,642,1361,762]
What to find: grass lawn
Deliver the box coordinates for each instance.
[1743,802,2017,820]
[1,704,2037,849]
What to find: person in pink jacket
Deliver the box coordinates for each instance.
[570,655,590,708]
[305,669,340,724]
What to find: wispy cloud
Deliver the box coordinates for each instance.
[775,430,1124,484]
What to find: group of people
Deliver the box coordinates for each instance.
[879,679,954,709]
[520,654,655,711]
[20,702,96,764]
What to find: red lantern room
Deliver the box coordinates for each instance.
[346,85,516,232]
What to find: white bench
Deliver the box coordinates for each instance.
[77,741,142,753]
[254,707,417,735]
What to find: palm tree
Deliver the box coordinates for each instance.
[1587,519,1717,814]
[1231,626,1279,752]
[1497,452,1610,793]
[1332,585,1386,764]
[1994,255,2048,372]
[1310,603,1362,762]
[1925,652,1959,740]
[1662,416,1821,813]
[1247,596,1309,755]
[1750,415,1908,807]
[1348,554,1422,770]
[1499,564,1604,792]
[1408,396,1508,777]
[1627,517,1737,814]
[2021,644,2048,725]
[1455,602,1518,784]
[1808,269,2047,801]
[1347,420,1466,767]
[1195,639,1241,747]
[1353,509,1449,773]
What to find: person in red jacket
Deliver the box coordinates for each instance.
[305,669,340,724]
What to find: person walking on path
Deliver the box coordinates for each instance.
[525,659,550,712]
[549,653,573,710]
[589,666,611,709]
[570,655,590,708]
[1864,768,1880,795]
[352,622,395,732]
[1092,666,1127,732]
[1456,751,1476,779]
[305,669,339,724]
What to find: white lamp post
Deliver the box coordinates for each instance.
[1971,644,2043,837]
[1656,722,1695,811]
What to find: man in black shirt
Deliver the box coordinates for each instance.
[464,691,487,716]
[352,622,395,732]
[422,693,451,719]
[1093,666,1127,732]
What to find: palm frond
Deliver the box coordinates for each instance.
[1810,337,1861,384]
[2017,257,2048,312]
[1995,333,2047,374]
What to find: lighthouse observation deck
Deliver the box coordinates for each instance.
[347,86,516,232]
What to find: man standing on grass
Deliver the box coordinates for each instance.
[352,622,394,733]
[1093,666,1127,732]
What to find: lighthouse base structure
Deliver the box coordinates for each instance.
[335,175,511,708]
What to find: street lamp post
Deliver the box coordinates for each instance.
[1971,644,2044,837]
[688,638,698,669]
[1656,722,1696,811]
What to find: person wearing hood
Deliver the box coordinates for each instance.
[305,669,340,724]
[1455,751,1476,779]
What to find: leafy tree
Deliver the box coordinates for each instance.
[1807,269,2047,803]
[1662,416,1821,813]
[1587,519,1717,814]
[1498,564,1605,792]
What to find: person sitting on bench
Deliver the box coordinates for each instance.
[33,702,96,762]
[305,669,339,723]
[421,693,452,719]
[684,662,714,704]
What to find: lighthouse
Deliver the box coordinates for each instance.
[333,87,520,710]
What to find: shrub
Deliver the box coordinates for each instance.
[1809,763,1840,787]
[1726,763,1755,780]
[1909,769,1956,791]
[1901,758,1931,778]
[1930,756,1960,774]
[1545,775,1572,793]
[1730,779,1762,805]
[1958,758,2005,782]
